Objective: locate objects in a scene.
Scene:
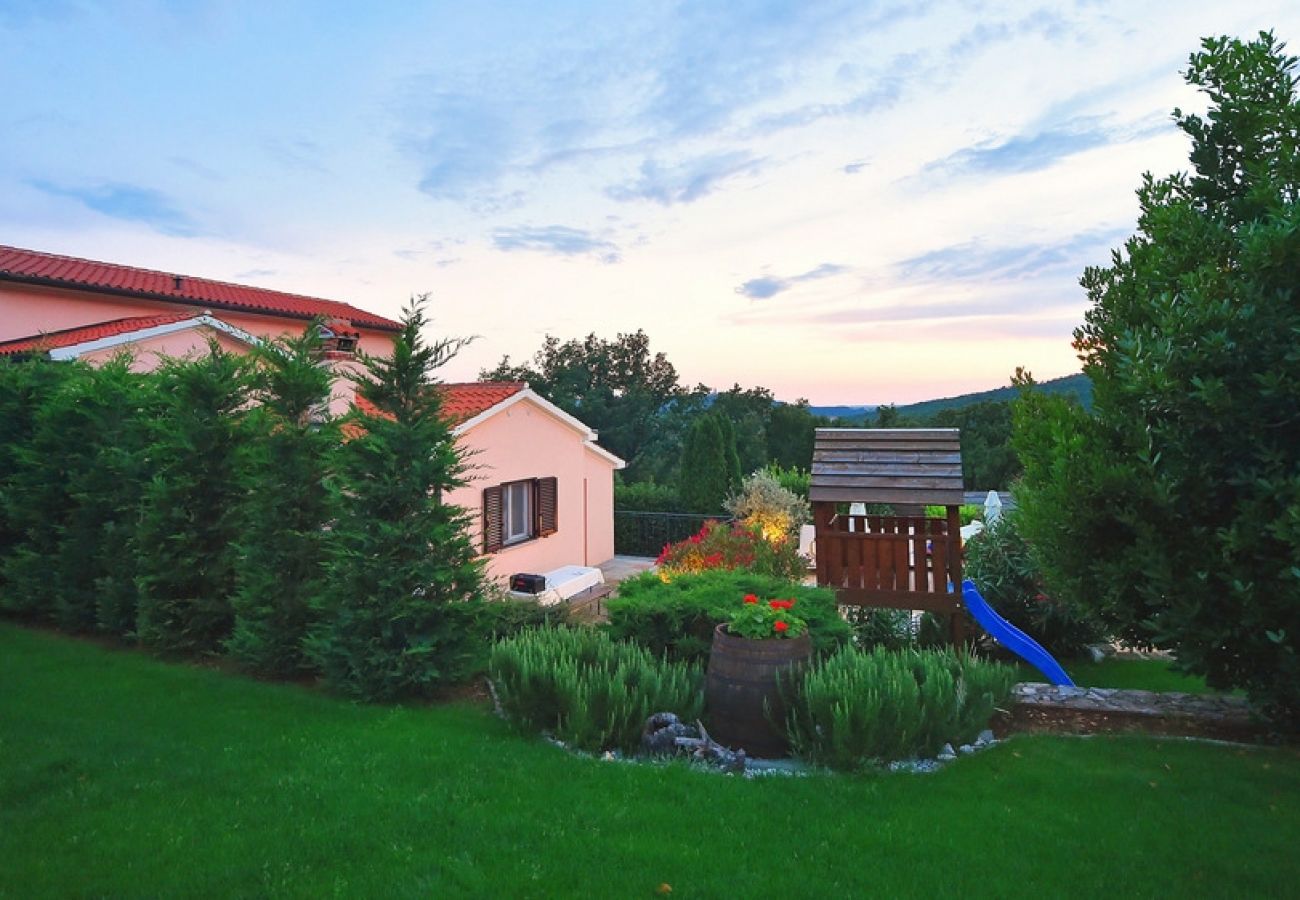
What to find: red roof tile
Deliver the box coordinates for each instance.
[0,245,401,332]
[0,313,195,355]
[439,381,527,426]
[353,381,527,427]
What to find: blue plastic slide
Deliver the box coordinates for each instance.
[961,579,1075,687]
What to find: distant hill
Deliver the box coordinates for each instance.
[806,404,877,419]
[812,373,1092,423]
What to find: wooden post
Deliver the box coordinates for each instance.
[813,503,832,588]
[946,504,966,647]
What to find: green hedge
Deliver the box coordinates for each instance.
[605,570,850,665]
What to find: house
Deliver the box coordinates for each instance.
[438,382,623,580]
[0,244,622,581]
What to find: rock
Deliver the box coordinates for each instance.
[958,744,976,755]
[937,743,957,761]
[975,729,995,747]
[641,713,699,756]
[1087,644,1111,663]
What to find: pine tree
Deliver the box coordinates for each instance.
[306,297,484,700]
[226,325,338,676]
[716,414,743,495]
[135,344,252,654]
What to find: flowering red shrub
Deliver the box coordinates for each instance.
[655,520,804,580]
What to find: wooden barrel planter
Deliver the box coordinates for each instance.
[705,624,812,758]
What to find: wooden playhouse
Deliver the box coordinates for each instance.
[810,428,968,643]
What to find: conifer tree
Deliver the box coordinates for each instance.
[1,359,85,621]
[307,298,484,700]
[52,357,154,633]
[135,344,252,654]
[227,325,338,675]
[678,414,731,514]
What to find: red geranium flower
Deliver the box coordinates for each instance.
[743,594,758,605]
[774,620,789,634]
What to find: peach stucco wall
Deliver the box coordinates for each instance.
[583,445,616,566]
[0,281,394,356]
[445,397,619,582]
[77,326,252,372]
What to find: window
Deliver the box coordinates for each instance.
[503,480,532,545]
[482,477,558,553]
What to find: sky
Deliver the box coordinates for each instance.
[3,1,1298,404]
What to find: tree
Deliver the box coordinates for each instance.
[1015,33,1300,724]
[308,298,484,700]
[766,400,818,470]
[678,414,732,514]
[0,358,75,608]
[227,325,339,676]
[931,400,1021,490]
[712,384,773,474]
[480,329,682,476]
[135,345,253,654]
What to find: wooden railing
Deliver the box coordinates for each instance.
[813,513,963,614]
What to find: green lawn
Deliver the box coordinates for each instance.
[1017,657,1215,693]
[3,623,1297,898]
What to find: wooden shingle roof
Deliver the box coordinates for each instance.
[810,428,964,505]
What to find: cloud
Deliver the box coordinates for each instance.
[896,228,1126,282]
[754,77,906,132]
[27,179,198,235]
[925,120,1115,176]
[843,159,869,175]
[736,262,848,299]
[491,225,621,263]
[235,268,277,279]
[606,152,764,205]
[406,91,519,200]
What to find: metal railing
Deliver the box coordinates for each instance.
[613,510,732,557]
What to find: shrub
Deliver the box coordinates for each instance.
[724,469,810,542]
[606,570,850,665]
[134,346,253,654]
[764,464,810,500]
[840,607,916,650]
[655,520,805,581]
[227,327,338,677]
[924,504,983,526]
[963,516,1106,659]
[783,646,1015,769]
[489,626,704,754]
[614,479,683,512]
[307,298,485,700]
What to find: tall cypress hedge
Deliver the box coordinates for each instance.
[226,326,338,675]
[135,344,252,654]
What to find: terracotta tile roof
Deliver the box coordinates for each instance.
[439,381,527,426]
[0,313,195,355]
[352,381,527,427]
[0,244,401,332]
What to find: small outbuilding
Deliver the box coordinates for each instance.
[810,428,968,643]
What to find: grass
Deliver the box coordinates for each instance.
[1016,657,1215,693]
[4,622,1298,898]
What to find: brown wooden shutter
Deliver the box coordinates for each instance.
[482,485,504,553]
[536,477,558,537]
